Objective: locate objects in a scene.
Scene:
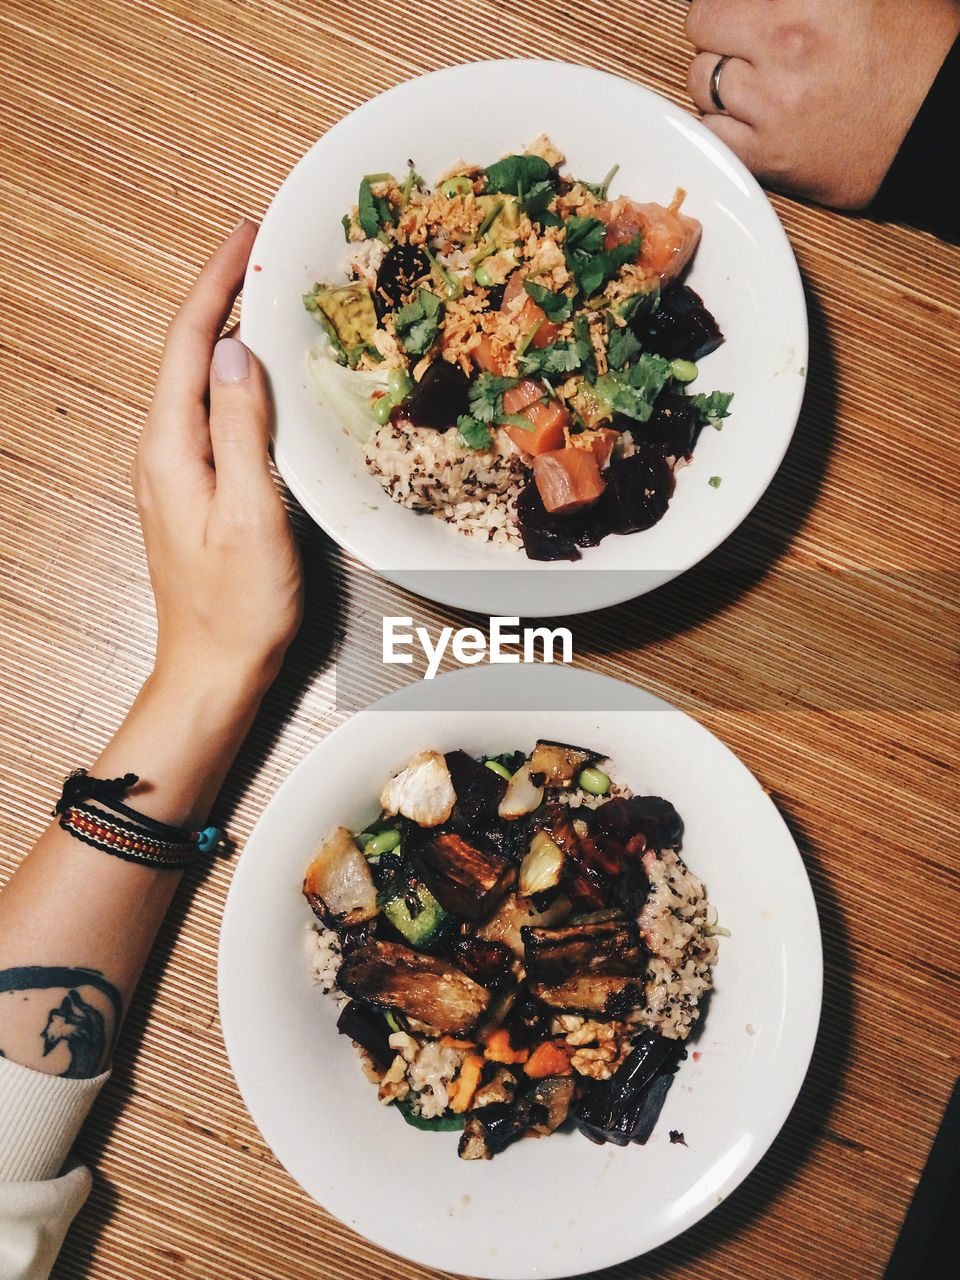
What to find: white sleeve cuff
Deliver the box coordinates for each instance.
[0,1055,109,1182]
[0,1161,92,1280]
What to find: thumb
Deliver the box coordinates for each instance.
[208,338,276,497]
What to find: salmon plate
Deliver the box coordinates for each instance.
[303,137,733,561]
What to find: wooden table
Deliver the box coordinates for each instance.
[1,2,957,1277]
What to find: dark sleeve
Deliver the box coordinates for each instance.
[868,34,960,243]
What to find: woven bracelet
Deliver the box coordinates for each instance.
[54,769,222,870]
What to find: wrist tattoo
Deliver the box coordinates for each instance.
[0,965,123,1078]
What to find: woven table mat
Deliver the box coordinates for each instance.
[1,2,958,1278]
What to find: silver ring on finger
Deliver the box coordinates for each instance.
[710,54,733,113]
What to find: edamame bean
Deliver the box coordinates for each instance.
[669,358,698,383]
[485,759,512,780]
[387,367,413,405]
[439,175,473,197]
[578,766,611,796]
[365,828,401,856]
[474,263,494,288]
[372,394,393,426]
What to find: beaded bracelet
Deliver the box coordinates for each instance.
[54,769,222,870]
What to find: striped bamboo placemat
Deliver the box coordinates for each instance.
[1,2,958,1278]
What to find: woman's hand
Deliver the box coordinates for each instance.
[684,0,960,209]
[134,220,302,702]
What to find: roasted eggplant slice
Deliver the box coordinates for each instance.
[590,795,684,851]
[571,1029,686,1146]
[477,891,573,956]
[530,974,644,1013]
[303,827,378,927]
[529,739,604,788]
[337,941,490,1034]
[412,831,515,922]
[522,921,646,983]
[458,1098,549,1160]
[336,1000,394,1072]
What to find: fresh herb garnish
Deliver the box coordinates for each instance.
[392,288,443,355]
[518,340,581,378]
[522,280,575,323]
[594,354,673,422]
[456,414,493,451]
[708,475,722,488]
[562,217,641,296]
[573,314,597,383]
[606,319,643,370]
[341,213,353,242]
[357,176,394,239]
[468,371,522,422]
[688,390,734,429]
[580,162,620,201]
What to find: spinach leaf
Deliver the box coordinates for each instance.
[484,153,552,195]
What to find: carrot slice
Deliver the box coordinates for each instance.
[481,1027,530,1065]
[532,446,606,514]
[524,1041,574,1079]
[450,1053,486,1113]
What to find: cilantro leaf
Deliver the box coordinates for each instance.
[522,281,575,323]
[573,314,596,383]
[521,178,557,218]
[687,390,734,429]
[468,371,521,422]
[518,341,582,378]
[562,217,640,297]
[594,354,673,422]
[484,154,553,195]
[456,414,493,451]
[563,216,607,256]
[392,288,443,355]
[357,177,394,239]
[606,320,643,370]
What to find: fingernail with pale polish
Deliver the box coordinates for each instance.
[213,337,250,383]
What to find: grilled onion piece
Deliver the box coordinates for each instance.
[303,827,378,927]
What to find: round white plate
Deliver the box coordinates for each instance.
[241,59,807,617]
[218,667,822,1277]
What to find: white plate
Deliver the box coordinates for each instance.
[241,59,807,617]
[218,667,822,1277]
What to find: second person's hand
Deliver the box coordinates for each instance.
[684,0,960,209]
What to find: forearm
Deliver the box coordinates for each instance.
[0,666,267,1078]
